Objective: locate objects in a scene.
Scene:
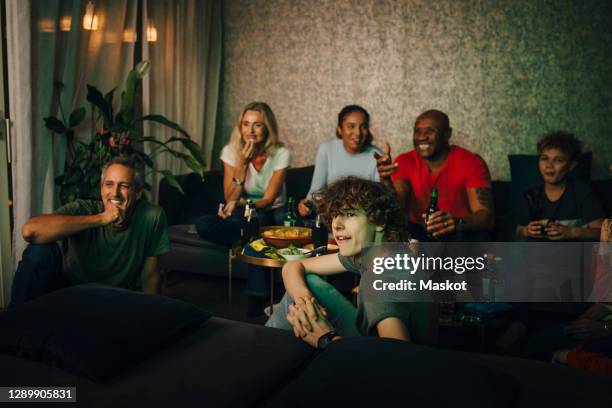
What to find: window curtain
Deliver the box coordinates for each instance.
[141,0,222,202]
[7,0,137,274]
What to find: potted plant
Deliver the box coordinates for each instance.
[44,60,205,204]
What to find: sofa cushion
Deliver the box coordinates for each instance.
[0,284,211,381]
[267,337,519,407]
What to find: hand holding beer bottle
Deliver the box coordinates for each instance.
[423,188,458,238]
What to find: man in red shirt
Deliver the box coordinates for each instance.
[376,109,494,241]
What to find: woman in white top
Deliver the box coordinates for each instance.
[196,102,290,314]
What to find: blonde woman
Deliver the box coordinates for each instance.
[196,102,290,315]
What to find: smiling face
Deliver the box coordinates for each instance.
[240,109,268,146]
[412,112,451,160]
[100,164,141,221]
[337,111,369,154]
[539,147,575,185]
[332,207,383,257]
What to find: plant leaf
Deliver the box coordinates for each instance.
[118,70,138,125]
[104,87,116,119]
[86,85,112,127]
[183,155,203,177]
[132,149,155,168]
[44,116,69,134]
[159,170,184,194]
[178,138,205,167]
[68,107,86,128]
[140,115,191,139]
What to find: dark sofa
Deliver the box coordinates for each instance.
[158,166,611,279]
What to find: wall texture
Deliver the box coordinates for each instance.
[219,0,612,180]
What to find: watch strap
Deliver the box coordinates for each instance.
[317,331,337,350]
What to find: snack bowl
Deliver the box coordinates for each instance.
[278,247,311,261]
[260,226,311,249]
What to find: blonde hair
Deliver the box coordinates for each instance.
[228,102,282,157]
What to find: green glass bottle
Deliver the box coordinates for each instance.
[425,188,439,240]
[283,197,297,226]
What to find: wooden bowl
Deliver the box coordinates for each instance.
[260,226,311,249]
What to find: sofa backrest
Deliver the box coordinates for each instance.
[159,166,315,225]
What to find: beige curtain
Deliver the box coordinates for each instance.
[8,0,137,273]
[142,0,222,202]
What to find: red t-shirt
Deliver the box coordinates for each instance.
[391,146,492,224]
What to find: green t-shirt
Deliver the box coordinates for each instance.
[55,199,171,290]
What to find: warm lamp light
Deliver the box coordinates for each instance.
[147,21,157,42]
[60,15,72,31]
[123,29,137,43]
[38,18,55,33]
[82,1,99,30]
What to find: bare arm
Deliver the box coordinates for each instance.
[377,317,412,341]
[141,256,161,294]
[464,187,495,231]
[22,207,120,244]
[222,161,248,203]
[282,254,347,304]
[392,178,412,212]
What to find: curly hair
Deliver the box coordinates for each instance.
[316,177,407,242]
[536,132,582,162]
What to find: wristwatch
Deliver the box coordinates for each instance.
[317,331,338,350]
[604,321,611,334]
[232,178,244,186]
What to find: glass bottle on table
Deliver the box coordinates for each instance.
[284,197,297,227]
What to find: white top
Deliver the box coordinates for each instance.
[307,138,381,198]
[221,145,291,209]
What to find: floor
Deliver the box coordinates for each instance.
[161,270,268,325]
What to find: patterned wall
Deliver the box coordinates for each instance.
[219,0,612,180]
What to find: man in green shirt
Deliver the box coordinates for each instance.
[10,156,170,307]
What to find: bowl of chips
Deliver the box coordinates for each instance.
[260,226,311,249]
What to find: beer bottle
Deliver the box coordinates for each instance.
[283,197,297,226]
[425,188,439,240]
[312,213,328,255]
[242,200,258,245]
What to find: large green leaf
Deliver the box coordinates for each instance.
[44,116,68,134]
[140,115,191,139]
[118,70,138,125]
[86,85,112,126]
[159,170,184,194]
[178,138,205,166]
[68,107,86,128]
[183,155,203,177]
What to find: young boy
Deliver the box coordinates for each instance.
[516,132,604,241]
[266,177,434,350]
